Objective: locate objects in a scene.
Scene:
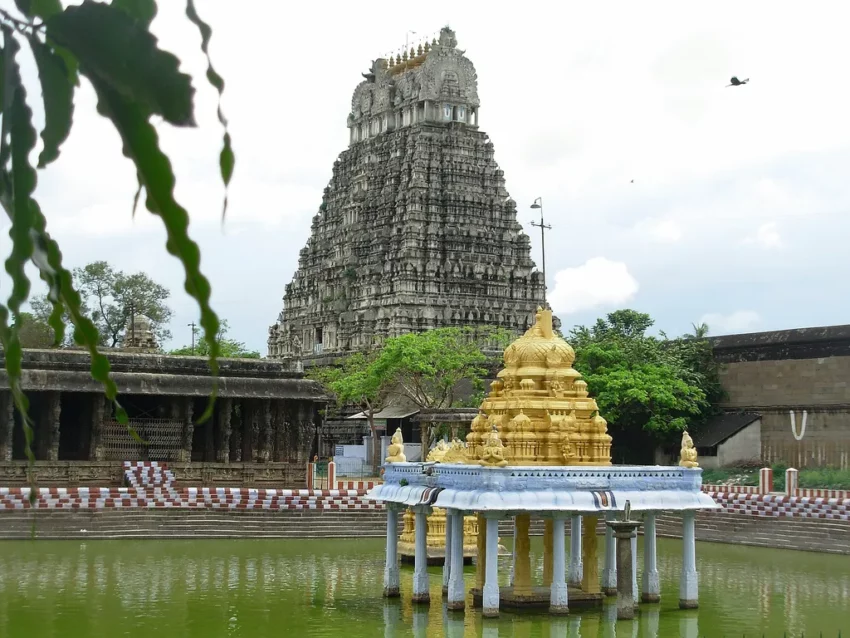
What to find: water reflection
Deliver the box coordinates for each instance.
[0,538,847,637]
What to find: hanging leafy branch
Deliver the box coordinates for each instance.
[0,0,234,481]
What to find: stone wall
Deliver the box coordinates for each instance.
[711,325,850,469]
[0,461,307,488]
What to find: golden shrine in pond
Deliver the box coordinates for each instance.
[467,307,612,466]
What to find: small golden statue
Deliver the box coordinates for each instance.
[385,427,406,463]
[426,439,449,462]
[678,431,699,468]
[479,426,509,467]
[443,438,468,463]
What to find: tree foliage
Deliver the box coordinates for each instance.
[14,311,53,348]
[373,326,512,409]
[33,260,172,347]
[169,320,259,359]
[309,352,390,474]
[569,310,723,452]
[0,0,233,478]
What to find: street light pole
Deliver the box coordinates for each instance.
[188,322,196,354]
[530,197,552,304]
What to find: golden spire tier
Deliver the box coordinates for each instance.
[467,307,612,466]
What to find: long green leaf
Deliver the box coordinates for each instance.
[0,27,38,500]
[46,1,196,127]
[28,203,133,432]
[111,0,157,27]
[185,0,233,220]
[28,36,75,168]
[89,77,220,422]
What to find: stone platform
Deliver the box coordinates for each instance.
[471,586,604,609]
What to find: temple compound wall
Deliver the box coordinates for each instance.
[267,27,544,366]
[0,349,328,486]
[711,325,850,469]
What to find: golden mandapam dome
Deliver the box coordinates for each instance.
[499,307,576,380]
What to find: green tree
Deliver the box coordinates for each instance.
[169,320,259,359]
[374,326,513,410]
[0,1,233,467]
[66,261,173,347]
[14,312,53,348]
[309,353,390,475]
[569,310,722,463]
[311,326,514,463]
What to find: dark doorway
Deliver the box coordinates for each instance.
[58,393,92,460]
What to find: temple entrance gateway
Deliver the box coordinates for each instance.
[368,308,717,618]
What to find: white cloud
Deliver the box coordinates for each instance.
[745,222,783,249]
[636,218,683,243]
[700,310,761,334]
[549,258,639,315]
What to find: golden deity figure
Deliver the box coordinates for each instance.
[385,427,406,463]
[426,439,449,462]
[679,431,699,468]
[442,438,468,463]
[466,307,612,466]
[479,425,509,467]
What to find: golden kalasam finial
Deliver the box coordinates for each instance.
[679,431,699,468]
[385,427,407,463]
[417,43,424,56]
[409,46,416,58]
[402,49,408,62]
[424,41,431,53]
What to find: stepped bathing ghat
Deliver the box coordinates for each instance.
[368,308,718,618]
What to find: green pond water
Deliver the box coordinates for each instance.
[0,537,848,637]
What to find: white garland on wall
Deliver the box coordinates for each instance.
[790,410,808,441]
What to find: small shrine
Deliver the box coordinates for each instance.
[121,314,159,352]
[368,308,717,618]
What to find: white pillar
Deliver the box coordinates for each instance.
[447,510,465,610]
[443,509,453,594]
[568,514,583,587]
[641,512,660,603]
[482,516,500,617]
[602,512,617,595]
[509,516,517,586]
[413,508,430,603]
[383,506,400,597]
[631,533,638,605]
[549,517,569,614]
[679,511,698,609]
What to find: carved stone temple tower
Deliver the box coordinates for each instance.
[268,27,545,363]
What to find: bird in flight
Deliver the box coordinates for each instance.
[727,76,749,87]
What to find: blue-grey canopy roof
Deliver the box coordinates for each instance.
[366,462,719,513]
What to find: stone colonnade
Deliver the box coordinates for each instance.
[0,389,315,463]
[383,508,699,618]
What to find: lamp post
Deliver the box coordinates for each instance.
[530,197,551,304]
[188,322,196,354]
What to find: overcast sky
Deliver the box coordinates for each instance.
[3,0,849,353]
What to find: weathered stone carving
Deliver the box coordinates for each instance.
[268,27,544,361]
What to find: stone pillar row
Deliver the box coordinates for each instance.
[382,508,700,617]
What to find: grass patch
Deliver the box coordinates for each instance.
[702,462,850,491]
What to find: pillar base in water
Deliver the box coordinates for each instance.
[602,587,617,596]
[641,592,660,603]
[548,603,569,615]
[383,586,399,598]
[471,586,602,610]
[679,599,699,609]
[411,592,431,604]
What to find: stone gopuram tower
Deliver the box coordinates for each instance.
[268,27,545,362]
